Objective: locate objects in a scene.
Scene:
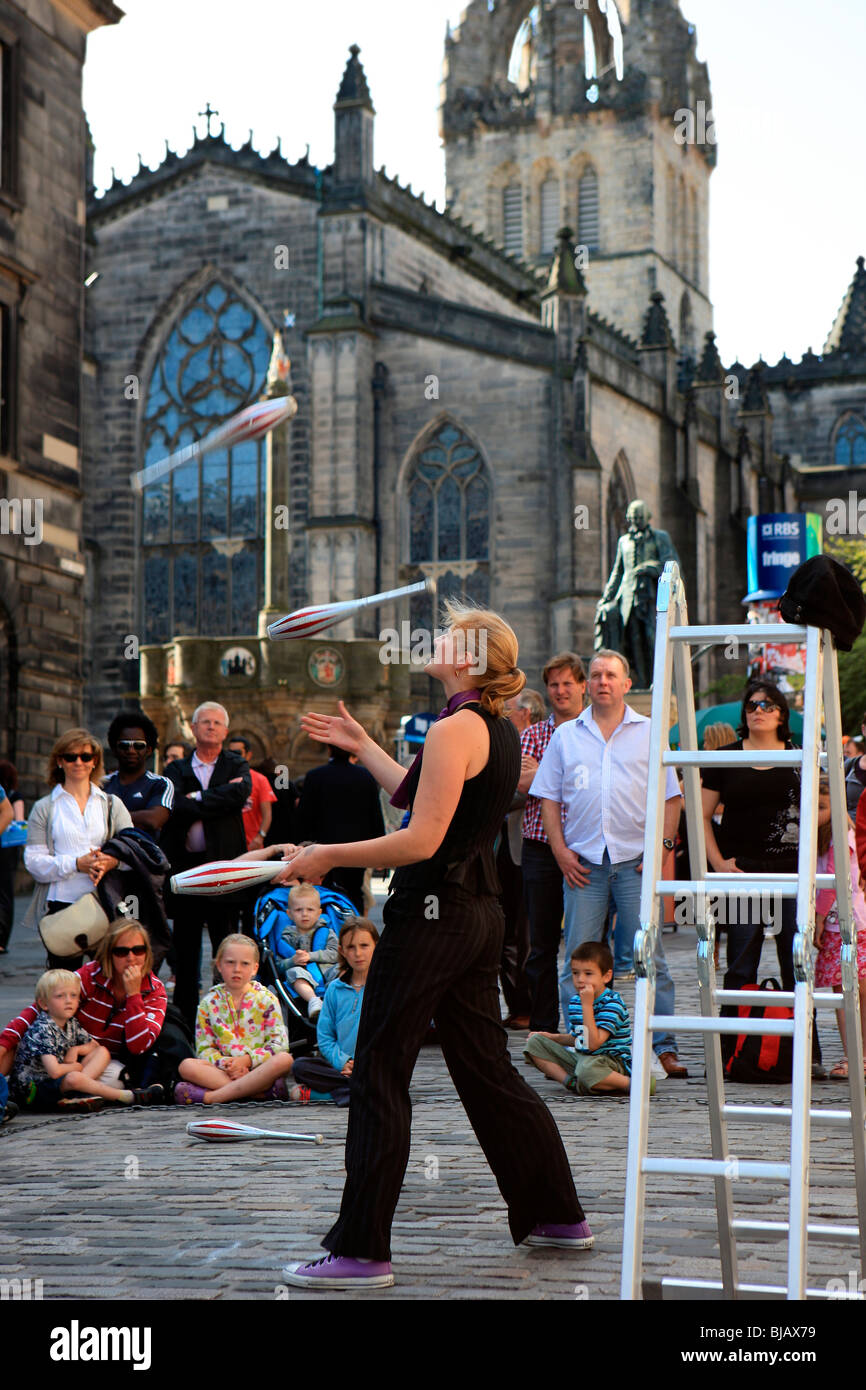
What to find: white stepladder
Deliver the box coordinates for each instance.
[620,560,866,1301]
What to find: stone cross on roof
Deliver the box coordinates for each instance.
[198,102,220,137]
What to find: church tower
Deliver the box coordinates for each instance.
[440,0,715,359]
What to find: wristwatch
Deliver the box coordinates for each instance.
[662,837,675,851]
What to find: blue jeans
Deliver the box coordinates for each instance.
[561,851,676,1055]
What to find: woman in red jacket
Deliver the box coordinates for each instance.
[0,918,167,1097]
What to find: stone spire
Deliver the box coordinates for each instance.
[740,360,770,414]
[824,255,866,355]
[335,43,374,110]
[333,45,375,187]
[695,330,724,382]
[640,290,674,348]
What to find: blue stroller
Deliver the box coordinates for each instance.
[252,884,357,1052]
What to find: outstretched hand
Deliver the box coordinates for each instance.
[300,700,365,756]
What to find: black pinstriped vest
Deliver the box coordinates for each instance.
[390,702,520,897]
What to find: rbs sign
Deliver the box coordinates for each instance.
[745,513,822,602]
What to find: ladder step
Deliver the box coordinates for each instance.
[732,1219,861,1245]
[657,875,835,894]
[643,1276,860,1301]
[642,1157,790,1179]
[665,749,805,767]
[669,623,807,643]
[724,1104,856,1127]
[716,989,843,1009]
[649,1015,794,1036]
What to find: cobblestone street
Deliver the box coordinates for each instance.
[0,897,862,1309]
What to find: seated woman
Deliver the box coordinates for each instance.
[0,918,167,1100]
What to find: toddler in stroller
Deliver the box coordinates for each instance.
[253,880,355,1047]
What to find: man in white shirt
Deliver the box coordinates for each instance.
[162,703,251,1026]
[530,650,687,1077]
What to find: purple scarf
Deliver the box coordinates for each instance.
[390,689,482,809]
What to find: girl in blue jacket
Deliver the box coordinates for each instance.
[290,918,379,1105]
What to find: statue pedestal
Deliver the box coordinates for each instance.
[625,690,678,729]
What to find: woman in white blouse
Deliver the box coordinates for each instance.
[23,729,132,967]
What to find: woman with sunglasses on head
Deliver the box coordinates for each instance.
[20,729,132,969]
[0,918,167,1102]
[701,681,821,1065]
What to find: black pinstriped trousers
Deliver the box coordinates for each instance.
[322,884,585,1261]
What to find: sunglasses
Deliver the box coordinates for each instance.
[111,944,147,958]
[745,699,776,714]
[60,752,96,764]
[116,740,149,752]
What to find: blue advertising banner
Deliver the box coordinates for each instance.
[744,513,822,602]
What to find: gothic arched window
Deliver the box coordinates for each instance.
[607,460,630,577]
[503,184,523,256]
[404,422,490,633]
[577,168,600,252]
[540,177,560,255]
[833,414,866,468]
[140,280,272,644]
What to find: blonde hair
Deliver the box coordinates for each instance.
[94,918,153,978]
[288,883,321,911]
[817,774,833,858]
[35,969,81,1007]
[48,728,104,787]
[442,599,525,718]
[215,932,260,964]
[703,722,737,751]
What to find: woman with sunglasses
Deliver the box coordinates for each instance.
[20,729,132,968]
[701,681,821,1064]
[0,918,167,1101]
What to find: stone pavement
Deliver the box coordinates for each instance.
[0,894,861,1304]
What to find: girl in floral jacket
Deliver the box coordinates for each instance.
[174,934,294,1104]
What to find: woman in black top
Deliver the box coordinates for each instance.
[701,681,801,997]
[280,602,589,1290]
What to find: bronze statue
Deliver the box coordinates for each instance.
[594,500,679,689]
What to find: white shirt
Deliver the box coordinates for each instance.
[528,703,680,863]
[25,783,116,903]
[185,750,219,853]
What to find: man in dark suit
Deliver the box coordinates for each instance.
[296,746,385,912]
[162,702,251,1026]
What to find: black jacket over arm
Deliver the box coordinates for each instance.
[161,751,252,868]
[296,760,386,846]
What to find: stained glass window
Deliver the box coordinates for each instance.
[405,422,490,629]
[833,415,866,468]
[140,280,271,641]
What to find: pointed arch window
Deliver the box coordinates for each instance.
[503,184,523,256]
[540,177,560,255]
[833,414,866,468]
[577,169,600,253]
[405,422,490,632]
[607,461,630,576]
[140,280,272,643]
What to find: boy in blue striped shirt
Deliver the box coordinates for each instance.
[524,942,644,1096]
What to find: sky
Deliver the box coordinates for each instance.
[83,0,866,368]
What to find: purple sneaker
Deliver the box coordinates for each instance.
[523,1221,594,1249]
[174,1082,207,1105]
[282,1254,394,1289]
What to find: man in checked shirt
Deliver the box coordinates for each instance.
[518,653,587,1031]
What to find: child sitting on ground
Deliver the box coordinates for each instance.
[276,883,340,1020]
[524,942,641,1096]
[175,934,294,1104]
[291,917,379,1106]
[10,970,139,1111]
